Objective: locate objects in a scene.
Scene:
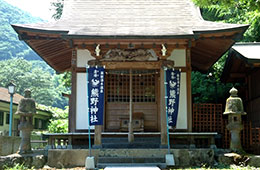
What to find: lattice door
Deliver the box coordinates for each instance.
[106,70,157,103]
[105,69,159,131]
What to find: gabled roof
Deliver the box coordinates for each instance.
[0,87,52,115]
[11,0,248,72]
[232,42,260,62]
[0,87,23,105]
[13,0,246,36]
[221,42,260,83]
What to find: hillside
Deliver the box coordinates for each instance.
[0,0,43,60]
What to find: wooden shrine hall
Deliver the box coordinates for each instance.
[12,0,248,148]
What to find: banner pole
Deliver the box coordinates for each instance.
[164,67,171,154]
[86,65,92,157]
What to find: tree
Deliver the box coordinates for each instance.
[190,0,260,103]
[0,58,69,108]
[192,0,260,11]
[47,106,68,133]
[192,0,260,42]
[51,0,64,20]
[0,0,43,60]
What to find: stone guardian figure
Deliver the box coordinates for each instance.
[15,89,36,154]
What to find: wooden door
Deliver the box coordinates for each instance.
[105,69,159,131]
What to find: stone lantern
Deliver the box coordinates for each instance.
[223,87,246,153]
[15,89,36,154]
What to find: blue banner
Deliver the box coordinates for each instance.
[87,66,105,125]
[165,69,181,127]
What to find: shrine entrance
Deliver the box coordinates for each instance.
[105,69,160,132]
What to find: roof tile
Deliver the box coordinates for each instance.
[14,0,246,36]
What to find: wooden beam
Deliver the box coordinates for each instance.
[69,49,77,132]
[94,125,102,146]
[45,49,73,59]
[37,44,67,55]
[160,67,167,146]
[128,69,134,143]
[101,61,165,69]
[73,39,190,46]
[186,48,192,132]
[76,66,186,73]
[253,63,260,67]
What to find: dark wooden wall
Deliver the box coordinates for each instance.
[248,69,260,127]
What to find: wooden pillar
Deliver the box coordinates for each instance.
[160,67,167,146]
[94,125,102,146]
[186,48,192,132]
[69,49,77,132]
[128,69,134,143]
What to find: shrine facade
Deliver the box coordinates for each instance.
[12,0,248,147]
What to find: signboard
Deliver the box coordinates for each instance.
[165,69,181,127]
[87,66,105,125]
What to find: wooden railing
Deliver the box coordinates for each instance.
[193,103,260,154]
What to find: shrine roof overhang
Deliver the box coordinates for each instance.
[221,42,260,83]
[12,24,248,73]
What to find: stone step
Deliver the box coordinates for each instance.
[102,137,160,143]
[98,157,165,164]
[98,163,166,169]
[104,166,161,170]
[101,143,160,148]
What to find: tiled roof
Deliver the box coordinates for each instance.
[13,0,246,36]
[232,42,260,61]
[0,87,52,114]
[0,87,23,105]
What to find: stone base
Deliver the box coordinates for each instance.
[0,136,21,156]
[47,149,215,168]
[217,152,260,167]
[248,155,260,167]
[0,152,47,169]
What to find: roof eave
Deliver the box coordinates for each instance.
[11,24,69,35]
[193,25,249,35]
[61,34,196,40]
[199,25,249,72]
[232,48,260,64]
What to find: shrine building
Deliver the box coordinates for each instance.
[12,0,248,147]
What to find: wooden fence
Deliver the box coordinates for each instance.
[193,103,260,154]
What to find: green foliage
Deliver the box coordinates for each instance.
[191,71,233,103]
[0,58,69,108]
[47,106,68,133]
[59,71,71,89]
[192,0,260,42]
[4,163,34,170]
[172,165,259,170]
[190,0,260,103]
[0,0,43,60]
[192,0,260,12]
[51,0,64,20]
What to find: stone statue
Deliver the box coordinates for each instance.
[223,87,247,153]
[15,89,36,154]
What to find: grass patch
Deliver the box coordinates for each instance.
[171,165,259,170]
[3,163,34,170]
